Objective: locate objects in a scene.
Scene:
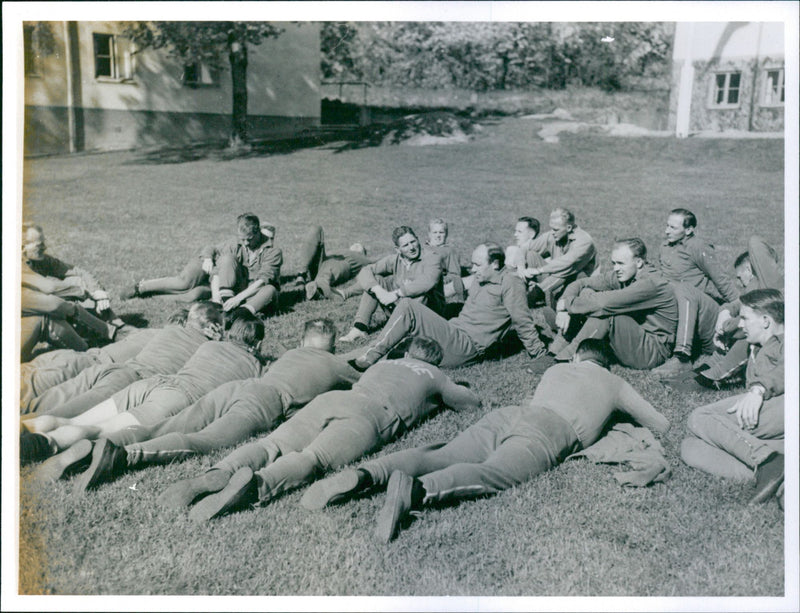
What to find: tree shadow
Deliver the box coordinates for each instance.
[124,131,362,165]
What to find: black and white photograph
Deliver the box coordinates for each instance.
[3,2,798,610]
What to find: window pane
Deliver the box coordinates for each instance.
[727,88,739,104]
[729,72,740,88]
[94,34,114,77]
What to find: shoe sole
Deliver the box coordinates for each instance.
[301,470,362,510]
[188,467,254,522]
[33,439,93,483]
[157,470,230,510]
[73,438,121,495]
[375,472,411,543]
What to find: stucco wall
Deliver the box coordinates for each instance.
[23,21,320,154]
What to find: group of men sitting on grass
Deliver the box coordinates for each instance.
[19,207,785,541]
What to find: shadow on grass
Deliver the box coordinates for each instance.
[125,131,365,166]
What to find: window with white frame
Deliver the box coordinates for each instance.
[710,71,741,107]
[763,68,784,106]
[183,62,219,87]
[93,32,135,81]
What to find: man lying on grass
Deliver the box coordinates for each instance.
[159,336,480,522]
[681,289,785,508]
[549,237,678,369]
[347,243,549,371]
[22,303,220,417]
[20,311,264,470]
[65,319,361,493]
[294,225,373,301]
[302,338,669,543]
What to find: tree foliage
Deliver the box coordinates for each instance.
[125,22,284,144]
[321,22,673,91]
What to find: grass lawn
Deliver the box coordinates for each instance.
[18,117,786,597]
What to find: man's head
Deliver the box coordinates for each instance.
[237,213,265,250]
[471,243,504,284]
[406,336,444,366]
[739,288,784,345]
[186,301,224,340]
[573,338,613,369]
[226,309,266,352]
[392,226,421,261]
[301,318,337,353]
[514,217,540,247]
[428,219,448,247]
[167,307,190,326]
[734,252,754,288]
[22,224,47,261]
[611,238,647,284]
[349,242,367,255]
[665,208,697,245]
[549,208,576,243]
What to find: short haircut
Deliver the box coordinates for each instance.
[670,208,697,229]
[551,208,575,226]
[484,242,505,269]
[734,251,751,269]
[392,225,417,246]
[22,223,44,237]
[576,338,612,369]
[188,301,224,329]
[429,218,448,233]
[303,318,336,345]
[227,311,265,348]
[237,213,261,236]
[167,307,190,325]
[740,288,784,325]
[614,237,647,261]
[407,336,443,365]
[517,216,540,236]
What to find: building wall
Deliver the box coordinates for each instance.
[24,21,320,155]
[668,22,784,133]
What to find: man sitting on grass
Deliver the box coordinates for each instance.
[348,243,548,370]
[653,208,740,376]
[549,238,678,369]
[294,225,374,301]
[338,226,444,343]
[22,303,222,418]
[680,289,785,507]
[687,237,783,389]
[122,215,274,304]
[20,313,265,469]
[302,338,669,543]
[425,218,465,302]
[520,208,597,308]
[158,336,480,522]
[209,213,283,316]
[67,319,361,493]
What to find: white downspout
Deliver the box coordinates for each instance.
[675,23,695,138]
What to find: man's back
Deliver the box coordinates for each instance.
[527,361,668,447]
[353,358,477,428]
[169,341,263,402]
[126,325,210,378]
[261,347,360,406]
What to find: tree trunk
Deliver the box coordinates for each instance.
[228,34,249,145]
